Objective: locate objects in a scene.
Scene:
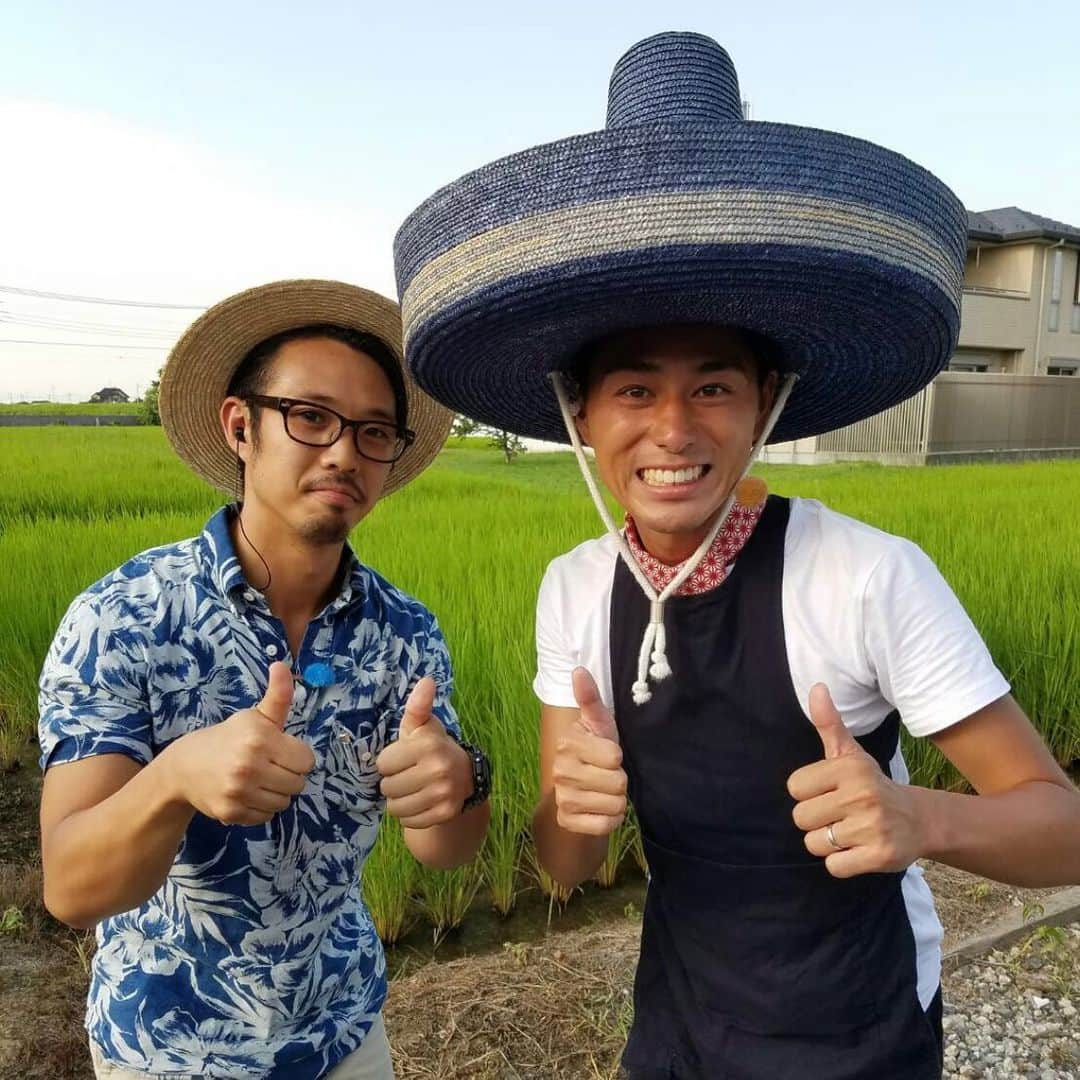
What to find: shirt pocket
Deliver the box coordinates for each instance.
[310,706,390,822]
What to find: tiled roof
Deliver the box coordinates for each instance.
[968,207,1080,244]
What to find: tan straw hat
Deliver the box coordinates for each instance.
[159,279,453,497]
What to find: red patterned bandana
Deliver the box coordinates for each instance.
[624,501,765,596]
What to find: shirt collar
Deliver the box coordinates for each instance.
[330,550,366,612]
[197,506,366,610]
[199,507,247,598]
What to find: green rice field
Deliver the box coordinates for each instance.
[0,402,143,415]
[1,427,1077,941]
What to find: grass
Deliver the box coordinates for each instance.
[1,426,1077,939]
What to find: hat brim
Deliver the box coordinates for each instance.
[160,279,453,496]
[395,123,966,443]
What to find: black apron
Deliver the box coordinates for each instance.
[611,496,942,1079]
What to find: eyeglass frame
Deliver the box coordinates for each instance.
[244,395,416,464]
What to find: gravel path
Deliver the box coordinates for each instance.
[941,923,1080,1078]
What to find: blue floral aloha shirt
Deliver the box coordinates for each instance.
[38,507,461,1079]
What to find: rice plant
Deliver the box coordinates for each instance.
[414,863,484,944]
[362,817,417,946]
[593,821,638,889]
[2,427,1077,942]
[481,810,525,917]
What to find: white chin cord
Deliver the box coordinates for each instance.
[549,370,798,705]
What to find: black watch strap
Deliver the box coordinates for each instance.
[459,742,491,811]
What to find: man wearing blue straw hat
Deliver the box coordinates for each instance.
[394,31,1080,1080]
[37,280,491,1079]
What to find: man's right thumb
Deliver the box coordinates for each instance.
[571,666,619,743]
[257,662,295,728]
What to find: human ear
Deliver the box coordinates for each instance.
[220,397,252,459]
[574,408,593,448]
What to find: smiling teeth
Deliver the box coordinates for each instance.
[641,466,705,486]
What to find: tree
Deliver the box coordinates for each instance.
[451,414,480,438]
[448,414,525,463]
[487,428,526,464]
[142,367,163,425]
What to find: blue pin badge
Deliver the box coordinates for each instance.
[302,662,335,688]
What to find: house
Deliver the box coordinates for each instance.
[89,387,130,404]
[957,208,1080,376]
[763,208,1080,464]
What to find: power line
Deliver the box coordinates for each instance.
[0,339,170,350]
[0,311,180,332]
[0,314,180,339]
[0,284,206,310]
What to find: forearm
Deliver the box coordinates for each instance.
[917,779,1080,887]
[532,791,611,888]
[42,748,195,928]
[403,801,490,870]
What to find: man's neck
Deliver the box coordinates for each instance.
[631,518,714,565]
[230,505,346,624]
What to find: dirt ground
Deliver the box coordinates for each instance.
[379,865,1070,1080]
[0,747,1072,1080]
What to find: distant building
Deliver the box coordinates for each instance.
[958,208,1080,376]
[90,387,130,404]
[764,207,1080,464]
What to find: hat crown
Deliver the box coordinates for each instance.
[606,31,743,128]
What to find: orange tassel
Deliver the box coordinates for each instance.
[733,475,768,509]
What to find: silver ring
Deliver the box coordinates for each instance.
[826,823,844,851]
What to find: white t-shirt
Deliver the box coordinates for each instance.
[533,497,1010,1009]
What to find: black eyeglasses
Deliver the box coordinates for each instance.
[246,396,415,464]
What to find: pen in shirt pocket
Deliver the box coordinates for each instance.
[336,725,383,798]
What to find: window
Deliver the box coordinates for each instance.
[1073,255,1080,331]
[1051,249,1064,301]
[1047,362,1078,376]
[948,361,990,373]
[1048,248,1064,332]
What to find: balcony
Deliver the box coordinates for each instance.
[958,287,1032,351]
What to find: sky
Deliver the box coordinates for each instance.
[1,0,1078,401]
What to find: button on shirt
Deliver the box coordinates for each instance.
[38,508,462,1079]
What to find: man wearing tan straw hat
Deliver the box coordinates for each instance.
[394,31,1080,1080]
[36,279,491,1080]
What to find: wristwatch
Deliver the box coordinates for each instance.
[459,742,492,811]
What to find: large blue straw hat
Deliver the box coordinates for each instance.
[394,31,968,443]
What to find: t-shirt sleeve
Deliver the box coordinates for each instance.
[38,594,155,771]
[862,540,1010,738]
[533,561,578,708]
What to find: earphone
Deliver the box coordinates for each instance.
[234,427,245,443]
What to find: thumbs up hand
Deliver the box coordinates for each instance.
[787,683,926,877]
[398,675,436,738]
[255,660,297,729]
[375,677,474,829]
[165,661,315,826]
[573,667,620,743]
[551,668,628,837]
[808,683,863,761]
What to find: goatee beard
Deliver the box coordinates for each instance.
[298,515,351,545]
